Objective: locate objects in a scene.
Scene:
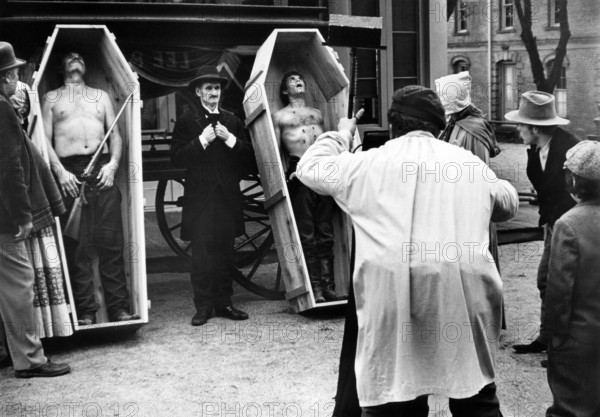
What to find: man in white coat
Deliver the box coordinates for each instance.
[297,85,518,416]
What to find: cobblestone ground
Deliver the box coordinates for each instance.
[0,143,554,417]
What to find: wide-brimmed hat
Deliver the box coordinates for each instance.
[0,41,26,73]
[505,91,569,126]
[188,66,229,89]
[435,71,472,115]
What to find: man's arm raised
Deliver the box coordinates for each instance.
[97,91,122,190]
[42,92,81,198]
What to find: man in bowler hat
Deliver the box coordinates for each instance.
[505,91,579,357]
[171,66,255,326]
[0,41,70,378]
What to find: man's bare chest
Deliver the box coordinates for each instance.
[279,108,323,129]
[52,97,105,123]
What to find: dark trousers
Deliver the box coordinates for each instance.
[547,336,600,416]
[289,180,335,263]
[361,383,502,417]
[61,184,130,319]
[190,197,237,312]
[536,224,553,345]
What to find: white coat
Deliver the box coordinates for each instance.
[297,130,518,406]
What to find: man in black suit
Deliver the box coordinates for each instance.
[171,67,255,326]
[505,91,579,356]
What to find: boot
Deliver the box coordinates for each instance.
[307,259,325,303]
[320,258,337,302]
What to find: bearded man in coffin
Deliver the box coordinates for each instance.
[171,66,256,326]
[42,51,135,325]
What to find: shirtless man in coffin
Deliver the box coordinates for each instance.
[42,51,135,325]
[272,71,338,303]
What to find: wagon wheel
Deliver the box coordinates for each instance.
[154,175,285,300]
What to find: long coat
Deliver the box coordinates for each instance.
[527,128,579,227]
[170,104,255,241]
[298,130,518,405]
[545,201,600,343]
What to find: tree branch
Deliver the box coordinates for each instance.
[515,0,547,91]
[547,0,571,91]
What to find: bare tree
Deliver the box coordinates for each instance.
[514,0,571,93]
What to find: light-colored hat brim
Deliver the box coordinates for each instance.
[505,109,569,126]
[0,57,26,72]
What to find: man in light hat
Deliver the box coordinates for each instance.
[544,140,600,416]
[505,91,580,355]
[171,66,255,326]
[300,85,518,416]
[0,41,70,378]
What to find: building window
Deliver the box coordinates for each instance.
[548,0,561,27]
[452,59,470,73]
[351,0,421,127]
[546,59,567,117]
[455,0,468,33]
[498,62,518,119]
[352,0,380,124]
[501,0,514,30]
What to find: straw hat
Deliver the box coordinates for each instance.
[505,91,569,126]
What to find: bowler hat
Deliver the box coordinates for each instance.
[505,91,569,126]
[189,66,229,89]
[0,42,26,73]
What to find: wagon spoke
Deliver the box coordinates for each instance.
[274,264,282,291]
[168,223,182,232]
[244,233,274,282]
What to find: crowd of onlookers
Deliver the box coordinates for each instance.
[1,38,599,416]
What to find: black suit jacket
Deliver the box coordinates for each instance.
[526,127,579,227]
[171,104,255,241]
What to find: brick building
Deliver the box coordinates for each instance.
[446,0,600,138]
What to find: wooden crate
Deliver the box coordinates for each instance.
[29,25,148,332]
[243,29,356,312]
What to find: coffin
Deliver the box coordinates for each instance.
[243,29,357,312]
[29,25,148,332]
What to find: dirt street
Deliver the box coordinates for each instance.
[0,143,554,417]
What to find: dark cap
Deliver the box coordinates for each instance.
[389,85,446,130]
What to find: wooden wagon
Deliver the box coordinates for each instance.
[29,25,147,333]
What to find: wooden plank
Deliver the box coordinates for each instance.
[285,285,310,301]
[244,70,264,92]
[263,189,286,211]
[244,102,266,128]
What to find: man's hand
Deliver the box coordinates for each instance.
[97,162,118,190]
[58,168,82,198]
[338,117,358,136]
[215,122,231,142]
[15,221,33,242]
[201,124,217,144]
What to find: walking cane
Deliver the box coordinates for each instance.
[64,92,134,240]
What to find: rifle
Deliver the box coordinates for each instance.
[64,92,134,240]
